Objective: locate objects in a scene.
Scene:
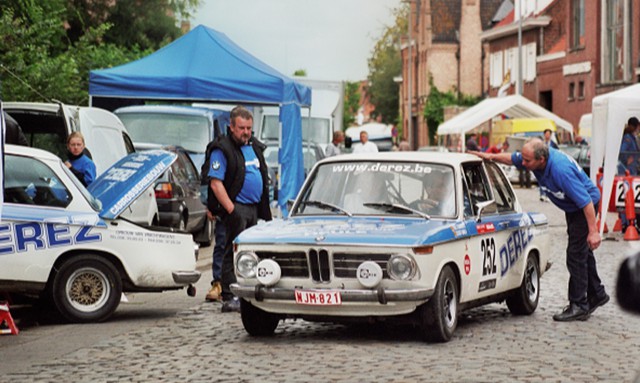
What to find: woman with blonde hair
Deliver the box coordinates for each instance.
[65,132,96,186]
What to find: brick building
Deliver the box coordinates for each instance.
[398,0,506,149]
[482,0,640,138]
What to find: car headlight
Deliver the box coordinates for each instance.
[236,251,259,279]
[387,254,417,280]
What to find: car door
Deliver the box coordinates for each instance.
[176,150,207,231]
[460,161,525,300]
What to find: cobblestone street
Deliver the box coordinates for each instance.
[3,187,640,383]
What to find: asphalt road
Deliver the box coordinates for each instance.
[2,187,640,382]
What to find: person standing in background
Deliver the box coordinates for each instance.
[325,130,345,157]
[65,132,96,187]
[353,130,378,153]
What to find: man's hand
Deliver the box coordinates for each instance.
[587,231,601,250]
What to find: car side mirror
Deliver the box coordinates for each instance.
[617,253,640,314]
[475,200,496,222]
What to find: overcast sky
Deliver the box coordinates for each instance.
[192,0,401,82]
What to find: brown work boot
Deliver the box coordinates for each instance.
[205,281,222,302]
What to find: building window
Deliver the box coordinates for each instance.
[568,82,575,101]
[602,0,631,83]
[578,81,585,99]
[571,0,585,49]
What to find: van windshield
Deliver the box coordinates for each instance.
[118,113,210,153]
[261,115,330,144]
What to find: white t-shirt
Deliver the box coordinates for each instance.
[353,141,378,153]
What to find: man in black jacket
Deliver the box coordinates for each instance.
[4,112,28,146]
[206,106,271,312]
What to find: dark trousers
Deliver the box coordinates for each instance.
[211,220,226,282]
[565,208,605,310]
[221,203,258,301]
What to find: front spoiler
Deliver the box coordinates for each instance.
[172,270,201,284]
[231,284,433,305]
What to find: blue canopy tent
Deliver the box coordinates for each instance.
[89,25,311,214]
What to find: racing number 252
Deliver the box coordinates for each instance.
[481,238,496,276]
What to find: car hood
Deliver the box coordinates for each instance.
[236,216,466,247]
[88,150,177,220]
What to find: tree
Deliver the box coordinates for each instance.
[343,81,360,128]
[423,75,481,142]
[366,5,406,125]
[293,69,307,77]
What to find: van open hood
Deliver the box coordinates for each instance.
[87,150,176,220]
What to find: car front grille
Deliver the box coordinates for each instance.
[256,250,391,282]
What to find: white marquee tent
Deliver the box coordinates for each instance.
[437,94,573,151]
[591,83,640,234]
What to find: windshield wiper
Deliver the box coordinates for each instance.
[299,200,353,217]
[363,202,430,220]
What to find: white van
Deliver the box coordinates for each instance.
[4,102,159,226]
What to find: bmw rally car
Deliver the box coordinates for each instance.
[0,145,200,323]
[231,152,550,342]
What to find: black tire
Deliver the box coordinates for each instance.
[506,254,540,315]
[196,217,213,247]
[418,265,458,343]
[240,299,280,336]
[51,254,122,323]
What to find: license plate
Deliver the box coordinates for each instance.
[294,289,342,306]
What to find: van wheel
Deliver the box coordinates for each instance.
[51,255,122,323]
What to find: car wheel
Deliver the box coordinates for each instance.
[506,254,540,315]
[51,254,122,323]
[196,218,213,247]
[240,299,280,336]
[418,265,458,342]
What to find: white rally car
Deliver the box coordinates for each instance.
[231,152,550,342]
[0,145,200,323]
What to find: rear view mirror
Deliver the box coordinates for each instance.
[617,253,640,314]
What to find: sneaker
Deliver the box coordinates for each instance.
[587,293,610,314]
[552,303,590,322]
[221,297,241,313]
[205,281,222,302]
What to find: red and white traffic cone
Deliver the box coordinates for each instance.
[0,302,19,335]
[623,174,639,241]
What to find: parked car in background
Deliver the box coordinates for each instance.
[4,102,159,226]
[0,145,200,323]
[135,144,213,246]
[559,144,591,177]
[231,152,550,342]
[114,105,230,170]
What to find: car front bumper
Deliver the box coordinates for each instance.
[231,283,433,304]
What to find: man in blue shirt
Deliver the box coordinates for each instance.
[473,138,609,321]
[207,106,271,313]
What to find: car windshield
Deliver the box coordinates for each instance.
[293,161,456,218]
[118,112,210,153]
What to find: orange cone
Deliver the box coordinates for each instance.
[0,302,19,335]
[613,217,623,232]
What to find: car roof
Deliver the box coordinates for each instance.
[5,144,63,161]
[320,151,482,167]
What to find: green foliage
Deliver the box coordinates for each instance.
[293,69,307,77]
[423,75,482,142]
[0,1,199,104]
[366,5,406,124]
[343,81,360,128]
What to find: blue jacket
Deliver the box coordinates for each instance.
[512,147,600,212]
[619,133,639,175]
[69,153,96,187]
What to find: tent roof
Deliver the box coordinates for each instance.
[437,94,573,136]
[89,25,311,107]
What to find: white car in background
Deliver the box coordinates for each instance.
[231,152,550,342]
[0,145,200,323]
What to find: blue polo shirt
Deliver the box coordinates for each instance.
[208,145,263,204]
[511,147,600,212]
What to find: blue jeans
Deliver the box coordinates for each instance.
[211,220,226,282]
